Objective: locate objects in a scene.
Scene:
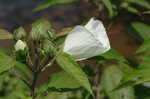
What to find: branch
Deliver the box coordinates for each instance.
[40,56,57,72]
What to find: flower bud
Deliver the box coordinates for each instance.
[30,19,56,41]
[15,40,27,51]
[13,27,26,40]
[42,40,55,56]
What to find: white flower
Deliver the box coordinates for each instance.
[15,40,27,51]
[63,18,110,60]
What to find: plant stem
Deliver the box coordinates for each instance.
[94,65,101,99]
[40,56,57,72]
[31,71,38,99]
[31,41,40,99]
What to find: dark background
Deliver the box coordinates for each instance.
[0,0,95,32]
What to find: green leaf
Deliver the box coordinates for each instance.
[125,6,140,15]
[137,55,150,67]
[136,39,150,69]
[120,68,150,87]
[101,0,114,18]
[131,22,150,39]
[0,29,13,40]
[0,50,32,83]
[129,22,150,41]
[34,0,79,11]
[126,0,150,9]
[37,91,82,99]
[143,10,150,14]
[0,73,31,99]
[101,66,135,99]
[100,49,127,63]
[11,62,33,82]
[36,71,81,95]
[56,52,93,95]
[136,39,150,53]
[120,2,140,15]
[48,71,81,89]
[0,51,17,73]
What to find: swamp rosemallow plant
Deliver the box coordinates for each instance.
[13,18,110,99]
[0,18,115,99]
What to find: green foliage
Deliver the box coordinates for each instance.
[0,51,18,74]
[101,66,135,99]
[120,0,150,16]
[130,22,150,41]
[48,71,81,89]
[34,0,79,11]
[0,50,32,86]
[101,0,114,18]
[123,5,140,15]
[104,0,150,18]
[37,91,83,99]
[11,62,33,83]
[118,68,150,88]
[36,71,81,95]
[0,29,13,40]
[117,35,150,89]
[136,39,150,53]
[125,0,150,9]
[56,52,93,95]
[143,10,150,14]
[136,40,150,69]
[100,49,127,63]
[0,73,31,99]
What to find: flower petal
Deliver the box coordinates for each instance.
[63,26,110,60]
[85,18,110,49]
